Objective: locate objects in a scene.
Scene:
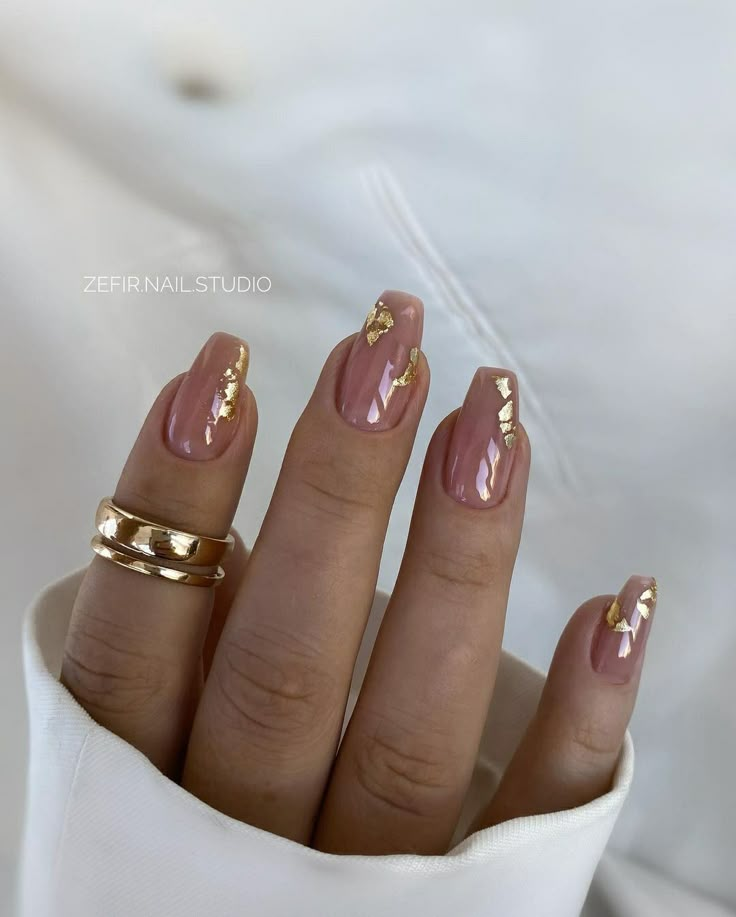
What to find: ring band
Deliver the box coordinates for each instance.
[91,536,225,587]
[95,498,234,567]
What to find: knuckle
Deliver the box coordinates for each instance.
[566,716,621,764]
[62,618,168,716]
[117,480,207,535]
[352,718,458,819]
[292,448,382,526]
[416,542,501,598]
[213,625,338,757]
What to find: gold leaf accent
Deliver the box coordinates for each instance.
[215,380,239,421]
[365,302,394,346]
[605,599,621,628]
[393,347,419,387]
[497,395,516,449]
[636,582,658,619]
[606,598,633,632]
[214,346,248,423]
[498,400,514,423]
[494,376,512,399]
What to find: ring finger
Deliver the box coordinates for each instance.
[316,368,529,854]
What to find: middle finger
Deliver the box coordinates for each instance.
[183,291,427,842]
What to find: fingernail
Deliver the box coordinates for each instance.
[166,332,250,460]
[591,575,658,683]
[338,290,423,431]
[444,367,519,508]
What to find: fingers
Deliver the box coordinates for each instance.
[183,292,428,842]
[477,576,658,829]
[315,369,530,855]
[62,333,256,774]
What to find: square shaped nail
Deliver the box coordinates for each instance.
[591,575,658,683]
[166,332,249,460]
[444,367,519,508]
[338,291,423,431]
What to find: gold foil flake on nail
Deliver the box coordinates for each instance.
[606,598,633,633]
[365,302,394,346]
[605,600,619,628]
[213,347,247,424]
[235,344,248,375]
[393,347,419,387]
[494,376,512,399]
[498,400,514,423]
[497,394,517,449]
[215,378,239,421]
[636,581,658,619]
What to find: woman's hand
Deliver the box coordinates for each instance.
[61,290,656,855]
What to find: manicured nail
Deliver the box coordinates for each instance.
[591,575,658,683]
[338,290,423,431]
[444,367,519,508]
[166,332,250,460]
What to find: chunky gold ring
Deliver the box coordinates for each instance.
[91,536,225,587]
[95,498,234,567]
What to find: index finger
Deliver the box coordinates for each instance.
[62,333,256,774]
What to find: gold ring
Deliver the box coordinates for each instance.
[95,498,234,567]
[91,536,224,587]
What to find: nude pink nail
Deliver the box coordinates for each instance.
[591,575,658,684]
[338,291,423,431]
[444,367,519,508]
[166,332,250,460]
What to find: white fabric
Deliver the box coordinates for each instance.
[1,0,735,913]
[21,570,632,917]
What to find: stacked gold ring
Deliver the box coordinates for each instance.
[91,498,233,587]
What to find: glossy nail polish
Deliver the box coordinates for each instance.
[339,290,423,431]
[591,575,658,683]
[166,332,249,460]
[444,367,519,508]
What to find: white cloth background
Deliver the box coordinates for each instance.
[0,0,734,913]
[20,572,632,917]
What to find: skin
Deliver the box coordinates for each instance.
[61,316,652,856]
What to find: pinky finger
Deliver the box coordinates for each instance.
[476,574,658,827]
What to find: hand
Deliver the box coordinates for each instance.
[61,290,656,855]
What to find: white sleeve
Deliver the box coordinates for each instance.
[19,571,633,917]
